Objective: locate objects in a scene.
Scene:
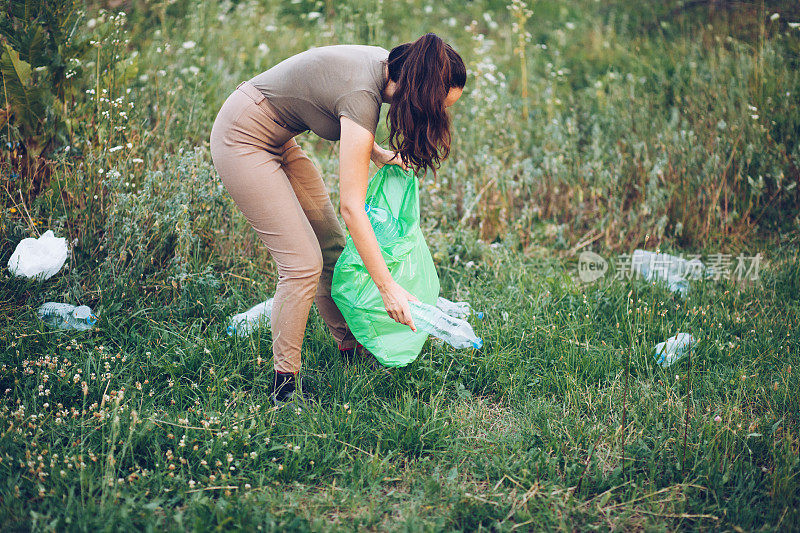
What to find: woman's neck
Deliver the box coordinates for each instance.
[381,63,396,103]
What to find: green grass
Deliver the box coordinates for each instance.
[1,0,800,530]
[2,246,798,530]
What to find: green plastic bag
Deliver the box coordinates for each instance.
[331,164,440,367]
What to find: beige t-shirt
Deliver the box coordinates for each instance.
[249,44,389,141]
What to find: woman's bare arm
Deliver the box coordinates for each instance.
[339,116,417,330]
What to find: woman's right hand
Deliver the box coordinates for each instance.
[379,280,418,331]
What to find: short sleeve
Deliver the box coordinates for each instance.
[335,90,382,135]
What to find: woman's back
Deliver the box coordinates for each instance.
[249,44,389,140]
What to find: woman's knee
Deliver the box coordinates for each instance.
[278,247,323,290]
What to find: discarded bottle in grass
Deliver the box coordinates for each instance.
[408,300,482,350]
[227,299,273,337]
[436,296,484,320]
[37,302,97,331]
[365,203,401,245]
[654,333,696,368]
[631,250,713,297]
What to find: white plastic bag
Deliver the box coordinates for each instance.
[7,230,69,280]
[654,333,696,368]
[227,299,274,337]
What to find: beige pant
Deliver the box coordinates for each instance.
[209,80,356,373]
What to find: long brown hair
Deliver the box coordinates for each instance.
[386,33,466,178]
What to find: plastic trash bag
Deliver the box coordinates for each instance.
[8,230,69,280]
[332,164,439,367]
[631,250,713,297]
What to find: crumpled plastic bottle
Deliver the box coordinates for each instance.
[37,302,97,331]
[436,296,484,320]
[631,250,714,297]
[409,300,482,350]
[365,203,402,245]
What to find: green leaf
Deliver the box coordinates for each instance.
[2,43,31,85]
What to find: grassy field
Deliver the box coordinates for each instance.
[1,0,800,530]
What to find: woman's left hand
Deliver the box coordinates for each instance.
[371,146,408,170]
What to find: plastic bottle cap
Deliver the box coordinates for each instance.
[226,324,236,335]
[87,314,98,325]
[476,312,485,320]
[473,338,483,349]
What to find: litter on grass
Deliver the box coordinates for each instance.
[410,300,482,350]
[227,298,273,337]
[436,296,484,320]
[631,249,714,296]
[654,332,696,368]
[8,230,69,280]
[37,302,97,331]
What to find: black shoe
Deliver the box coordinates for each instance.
[270,371,313,406]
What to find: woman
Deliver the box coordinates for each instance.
[209,33,466,405]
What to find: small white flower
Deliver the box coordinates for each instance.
[788,22,800,29]
[751,114,759,120]
[182,40,196,49]
[188,66,200,75]
[307,11,321,20]
[770,12,779,21]
[109,145,123,152]
[258,43,269,54]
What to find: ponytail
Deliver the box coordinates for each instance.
[386,33,466,178]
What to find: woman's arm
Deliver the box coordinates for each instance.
[370,141,408,169]
[339,117,417,331]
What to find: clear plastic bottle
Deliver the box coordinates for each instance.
[365,204,401,245]
[654,333,695,368]
[436,296,484,320]
[408,300,482,349]
[37,302,97,331]
[227,299,274,337]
